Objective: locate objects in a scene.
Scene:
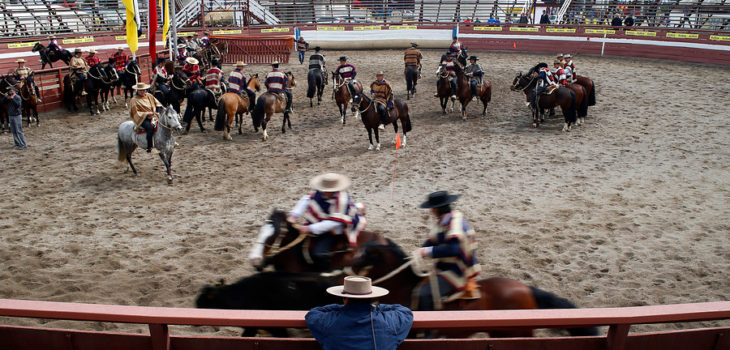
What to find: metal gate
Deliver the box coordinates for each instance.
[214,36,293,65]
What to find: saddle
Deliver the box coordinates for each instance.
[543,85,558,95]
[270,91,288,107]
[134,119,158,134]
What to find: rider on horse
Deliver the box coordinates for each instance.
[128,82,163,153]
[186,35,200,54]
[564,54,576,80]
[417,191,480,310]
[287,173,367,271]
[86,49,101,69]
[228,61,256,109]
[464,56,484,101]
[265,61,292,113]
[370,71,394,131]
[70,48,89,94]
[309,46,327,85]
[204,58,225,96]
[182,57,201,89]
[176,44,188,66]
[448,36,463,56]
[200,32,211,48]
[530,63,557,109]
[111,47,128,76]
[152,58,171,96]
[552,60,568,86]
[48,34,62,52]
[13,59,41,102]
[296,36,309,64]
[434,52,457,99]
[335,56,358,103]
[404,42,423,78]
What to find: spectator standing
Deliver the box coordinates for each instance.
[540,11,551,24]
[519,12,529,24]
[624,14,634,27]
[306,276,413,350]
[2,87,27,150]
[611,13,623,28]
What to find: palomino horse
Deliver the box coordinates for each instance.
[213,75,261,140]
[252,72,296,141]
[436,70,456,115]
[452,61,492,120]
[404,65,419,100]
[307,68,325,107]
[117,106,183,185]
[31,43,72,69]
[19,77,40,127]
[248,210,388,273]
[511,68,577,131]
[331,73,362,125]
[351,93,412,151]
[350,238,599,338]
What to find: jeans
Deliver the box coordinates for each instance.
[376,103,388,125]
[244,89,256,109]
[9,114,26,149]
[298,50,306,64]
[312,233,336,270]
[470,80,478,97]
[75,72,86,82]
[157,84,170,96]
[347,81,357,99]
[140,118,155,151]
[284,90,292,111]
[418,275,455,311]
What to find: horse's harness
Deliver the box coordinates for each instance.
[171,74,190,91]
[261,221,352,263]
[125,64,141,76]
[355,93,373,113]
[515,74,536,92]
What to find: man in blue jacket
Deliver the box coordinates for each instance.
[306,276,413,350]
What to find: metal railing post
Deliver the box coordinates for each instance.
[148,324,170,350]
[606,324,630,350]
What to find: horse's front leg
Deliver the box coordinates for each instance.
[160,153,173,185]
[374,127,381,151]
[367,128,374,150]
[196,109,205,132]
[440,97,447,116]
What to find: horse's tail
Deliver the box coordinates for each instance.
[182,98,195,125]
[588,80,596,106]
[252,95,266,128]
[306,69,316,99]
[214,97,227,131]
[566,89,577,125]
[529,286,599,336]
[402,103,413,133]
[578,86,588,118]
[117,133,131,162]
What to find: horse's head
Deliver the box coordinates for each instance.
[350,238,408,279]
[249,73,261,92]
[286,72,296,88]
[249,210,299,270]
[350,89,363,113]
[130,60,142,76]
[219,41,228,55]
[31,42,43,52]
[161,106,183,131]
[510,72,528,91]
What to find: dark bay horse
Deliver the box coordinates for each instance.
[32,43,72,69]
[102,62,121,106]
[351,93,412,151]
[307,68,325,107]
[248,210,387,273]
[119,60,141,108]
[436,70,456,115]
[564,82,588,125]
[511,69,577,131]
[405,65,418,100]
[196,272,341,337]
[19,78,39,127]
[61,74,80,112]
[453,60,491,120]
[574,75,596,106]
[157,65,190,114]
[351,239,599,338]
[252,72,295,141]
[181,85,217,134]
[84,64,106,115]
[332,73,362,125]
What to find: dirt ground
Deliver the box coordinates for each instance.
[0,50,728,337]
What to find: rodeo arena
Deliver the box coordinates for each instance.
[2,0,730,349]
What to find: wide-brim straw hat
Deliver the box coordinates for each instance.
[310,173,351,192]
[376,71,385,76]
[420,191,460,209]
[177,43,187,49]
[556,53,564,57]
[132,82,151,90]
[185,57,199,65]
[235,61,247,67]
[49,35,56,39]
[89,49,96,54]
[271,61,280,66]
[564,54,572,58]
[118,47,124,51]
[16,59,25,63]
[326,276,389,299]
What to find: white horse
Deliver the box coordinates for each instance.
[117,106,183,184]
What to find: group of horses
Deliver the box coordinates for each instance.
[196,210,599,338]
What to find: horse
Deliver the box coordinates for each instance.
[453,60,492,120]
[196,272,341,337]
[436,70,456,115]
[88,63,115,112]
[248,210,388,273]
[404,65,419,100]
[117,106,183,185]
[119,60,141,108]
[102,62,121,106]
[350,238,600,338]
[202,40,228,66]
[511,66,577,131]
[351,93,412,151]
[251,72,296,141]
[162,66,191,114]
[213,92,250,140]
[19,76,39,127]
[31,43,72,69]
[564,82,588,125]
[61,74,80,113]
[181,85,217,134]
[574,75,596,106]
[307,68,325,107]
[83,64,106,115]
[332,73,362,125]
[0,75,18,132]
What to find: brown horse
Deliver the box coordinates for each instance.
[351,93,412,151]
[404,65,419,100]
[574,75,596,106]
[248,210,388,273]
[332,73,362,125]
[213,74,261,140]
[436,70,456,115]
[251,72,295,141]
[564,82,588,125]
[511,67,577,131]
[19,79,39,127]
[453,61,492,120]
[350,238,599,338]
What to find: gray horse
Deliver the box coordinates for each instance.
[117,106,183,184]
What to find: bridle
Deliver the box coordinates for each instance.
[125,64,141,76]
[156,108,178,131]
[353,92,372,113]
[170,74,190,91]
[513,74,536,92]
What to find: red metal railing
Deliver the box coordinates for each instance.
[212,35,294,64]
[0,299,729,350]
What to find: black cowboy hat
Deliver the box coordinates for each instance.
[411,42,418,47]
[339,56,347,61]
[156,57,166,64]
[420,191,460,209]
[314,46,321,51]
[469,56,478,61]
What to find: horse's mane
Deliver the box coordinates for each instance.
[268,210,293,237]
[528,63,549,76]
[362,237,408,263]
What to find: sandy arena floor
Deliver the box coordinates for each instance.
[0,50,728,336]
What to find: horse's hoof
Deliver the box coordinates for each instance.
[532,123,538,128]
[368,145,374,150]
[376,144,381,151]
[167,177,173,185]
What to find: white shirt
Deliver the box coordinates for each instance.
[290,195,345,235]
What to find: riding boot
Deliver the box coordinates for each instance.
[470,86,478,101]
[146,132,154,152]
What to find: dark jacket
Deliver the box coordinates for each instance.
[306,303,413,350]
[611,17,623,27]
[624,16,634,26]
[2,93,22,117]
[540,14,550,24]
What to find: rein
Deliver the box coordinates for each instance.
[515,75,536,92]
[356,94,373,113]
[171,76,188,91]
[264,230,310,257]
[126,65,141,76]
[346,257,430,285]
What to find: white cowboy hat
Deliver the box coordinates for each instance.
[326,276,389,299]
[310,173,351,192]
[556,53,564,57]
[564,54,572,58]
[89,49,96,54]
[271,61,280,66]
[132,82,151,90]
[185,57,199,65]
[16,59,25,63]
[177,43,187,49]
[117,47,124,51]
[48,34,56,39]
[235,61,247,67]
